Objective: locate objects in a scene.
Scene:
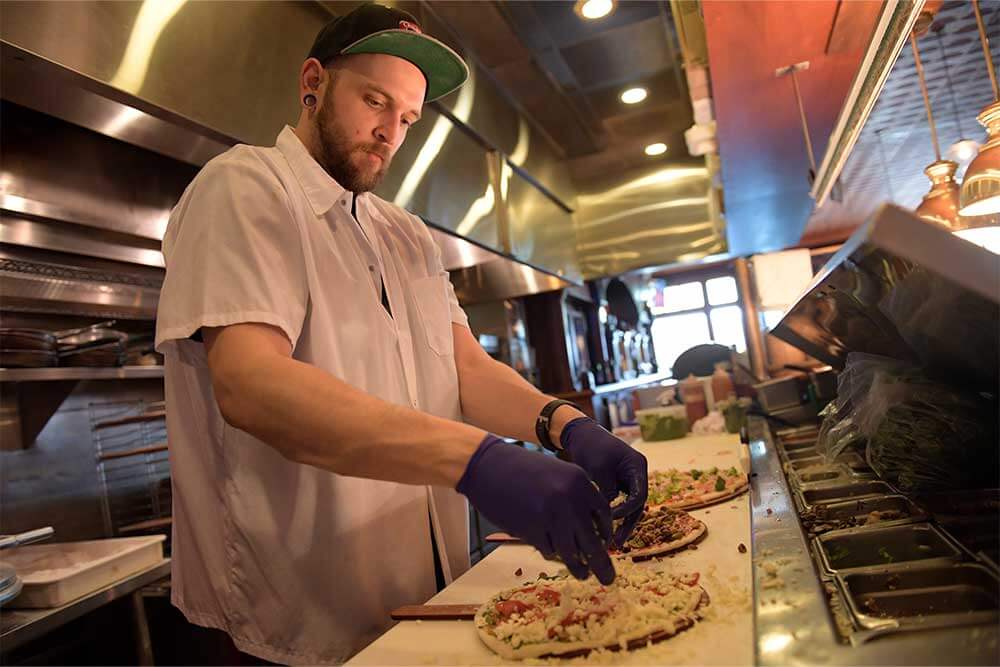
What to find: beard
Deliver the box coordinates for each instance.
[314,87,391,194]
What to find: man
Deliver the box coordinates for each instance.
[155,4,647,664]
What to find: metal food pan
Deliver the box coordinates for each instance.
[832,450,872,474]
[755,376,806,411]
[815,523,964,577]
[797,481,896,510]
[783,447,821,462]
[775,425,820,439]
[838,563,1000,632]
[781,438,819,452]
[784,456,825,472]
[800,495,927,537]
[792,464,854,488]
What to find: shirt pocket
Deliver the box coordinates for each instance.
[411,275,454,356]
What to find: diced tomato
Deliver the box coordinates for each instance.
[496,600,533,618]
[679,572,701,587]
[537,588,561,604]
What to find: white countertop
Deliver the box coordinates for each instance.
[349,434,753,666]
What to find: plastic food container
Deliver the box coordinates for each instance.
[636,406,689,441]
[3,535,165,608]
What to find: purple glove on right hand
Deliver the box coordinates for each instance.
[457,435,615,585]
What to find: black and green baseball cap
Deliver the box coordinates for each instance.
[307,3,469,102]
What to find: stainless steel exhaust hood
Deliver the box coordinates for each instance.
[427,223,573,306]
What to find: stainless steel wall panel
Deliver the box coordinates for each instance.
[1,1,326,148]
[505,171,580,282]
[573,162,724,278]
[0,100,198,241]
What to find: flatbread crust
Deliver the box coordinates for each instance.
[647,468,749,511]
[611,507,707,560]
[474,560,709,660]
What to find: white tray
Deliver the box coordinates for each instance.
[1,535,165,608]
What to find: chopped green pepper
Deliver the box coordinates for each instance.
[829,545,850,562]
[690,469,703,480]
[727,466,739,477]
[715,476,726,492]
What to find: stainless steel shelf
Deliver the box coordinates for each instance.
[0,559,170,653]
[0,366,164,382]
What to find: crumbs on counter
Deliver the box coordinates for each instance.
[766,508,773,515]
[514,567,522,576]
[738,543,747,554]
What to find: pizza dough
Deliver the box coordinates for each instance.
[474,558,709,660]
[647,467,748,510]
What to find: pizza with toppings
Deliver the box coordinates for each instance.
[648,466,748,510]
[474,559,709,660]
[611,506,706,559]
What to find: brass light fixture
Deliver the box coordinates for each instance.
[958,0,1000,217]
[910,29,962,228]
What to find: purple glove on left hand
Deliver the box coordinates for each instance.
[560,417,648,547]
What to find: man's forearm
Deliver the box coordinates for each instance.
[207,327,485,487]
[456,353,585,445]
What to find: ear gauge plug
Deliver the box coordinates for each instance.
[303,93,317,107]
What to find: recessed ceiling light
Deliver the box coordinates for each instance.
[575,0,614,21]
[620,87,648,104]
[644,142,667,156]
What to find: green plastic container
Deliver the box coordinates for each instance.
[636,407,689,441]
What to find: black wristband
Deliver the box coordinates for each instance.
[535,399,577,453]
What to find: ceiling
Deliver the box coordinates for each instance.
[803,0,1000,244]
[425,0,697,187]
[702,0,885,256]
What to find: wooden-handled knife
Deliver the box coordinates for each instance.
[390,604,479,620]
[485,532,522,543]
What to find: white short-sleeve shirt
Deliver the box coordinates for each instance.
[155,126,471,665]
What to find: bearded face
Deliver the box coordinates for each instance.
[314,80,393,193]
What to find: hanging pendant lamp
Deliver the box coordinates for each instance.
[958,0,1000,217]
[910,28,963,229]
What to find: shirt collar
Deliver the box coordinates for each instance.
[276,125,347,216]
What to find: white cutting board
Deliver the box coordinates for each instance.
[2,534,165,608]
[349,434,754,666]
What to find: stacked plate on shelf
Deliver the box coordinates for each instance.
[0,322,155,368]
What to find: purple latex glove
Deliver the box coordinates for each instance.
[457,435,615,584]
[560,417,648,547]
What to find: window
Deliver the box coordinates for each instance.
[648,274,746,374]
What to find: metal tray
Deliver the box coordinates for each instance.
[832,450,872,474]
[781,438,820,452]
[797,481,897,511]
[815,523,964,577]
[774,425,819,440]
[784,456,825,472]
[755,375,806,411]
[792,463,855,488]
[837,563,1000,633]
[800,495,927,537]
[783,447,822,462]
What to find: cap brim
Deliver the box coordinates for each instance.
[342,30,469,102]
